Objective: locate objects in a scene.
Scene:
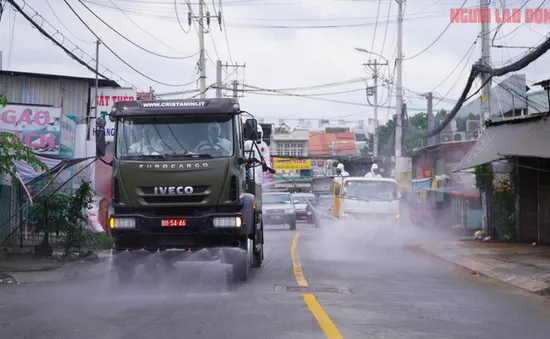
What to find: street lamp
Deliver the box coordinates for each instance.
[354,48,390,64]
[354,48,389,158]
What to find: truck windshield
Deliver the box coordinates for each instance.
[115,114,234,159]
[343,180,398,201]
[264,194,292,204]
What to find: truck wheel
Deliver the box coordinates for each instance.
[251,223,263,268]
[290,220,297,230]
[232,241,250,282]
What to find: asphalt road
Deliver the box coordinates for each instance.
[1,221,550,339]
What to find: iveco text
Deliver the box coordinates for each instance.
[153,186,194,195]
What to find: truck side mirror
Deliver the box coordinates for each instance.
[96,117,107,157]
[244,118,258,140]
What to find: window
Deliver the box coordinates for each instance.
[115,114,234,159]
[277,141,305,157]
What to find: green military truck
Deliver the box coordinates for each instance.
[94,98,270,283]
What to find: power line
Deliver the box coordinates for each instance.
[429,38,479,94]
[7,0,112,81]
[63,0,192,87]
[45,0,94,45]
[403,0,468,61]
[105,0,187,54]
[405,34,550,138]
[220,0,234,64]
[75,0,197,59]
[174,0,191,33]
[240,84,370,107]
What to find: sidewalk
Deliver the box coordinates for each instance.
[419,241,550,295]
[0,249,112,284]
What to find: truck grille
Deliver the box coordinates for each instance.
[137,185,210,205]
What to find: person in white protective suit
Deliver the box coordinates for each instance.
[333,163,349,184]
[364,163,382,178]
[244,124,271,185]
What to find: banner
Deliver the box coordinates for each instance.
[89,87,137,141]
[273,158,311,171]
[58,115,76,158]
[0,105,62,155]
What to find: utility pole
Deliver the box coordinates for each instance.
[364,59,388,157]
[232,80,238,99]
[216,60,222,98]
[197,1,206,98]
[479,0,492,238]
[395,0,405,158]
[480,0,492,129]
[425,92,434,147]
[87,39,101,141]
[188,0,222,98]
[217,62,245,98]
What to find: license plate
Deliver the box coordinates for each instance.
[271,215,281,219]
[161,219,187,227]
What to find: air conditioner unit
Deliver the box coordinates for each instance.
[466,131,479,140]
[452,132,465,141]
[466,120,480,132]
[440,132,454,143]
[435,117,457,133]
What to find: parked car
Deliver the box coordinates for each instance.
[262,192,297,230]
[292,193,316,222]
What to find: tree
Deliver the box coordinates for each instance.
[0,93,47,175]
[403,112,428,154]
[28,181,95,257]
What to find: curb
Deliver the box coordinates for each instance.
[418,245,550,295]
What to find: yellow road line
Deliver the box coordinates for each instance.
[291,233,344,339]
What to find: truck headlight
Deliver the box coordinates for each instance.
[285,207,294,214]
[109,217,136,229]
[213,216,242,228]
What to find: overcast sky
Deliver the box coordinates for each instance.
[1,0,549,126]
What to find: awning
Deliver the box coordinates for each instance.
[14,156,95,183]
[454,116,550,172]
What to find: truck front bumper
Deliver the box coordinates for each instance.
[109,213,246,250]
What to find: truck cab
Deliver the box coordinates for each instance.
[95,98,266,283]
[332,177,401,225]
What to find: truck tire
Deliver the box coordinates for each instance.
[290,220,297,230]
[251,220,263,268]
[232,240,251,282]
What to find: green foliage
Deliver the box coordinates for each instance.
[28,181,96,256]
[493,180,516,242]
[90,232,114,250]
[472,163,493,189]
[0,93,47,176]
